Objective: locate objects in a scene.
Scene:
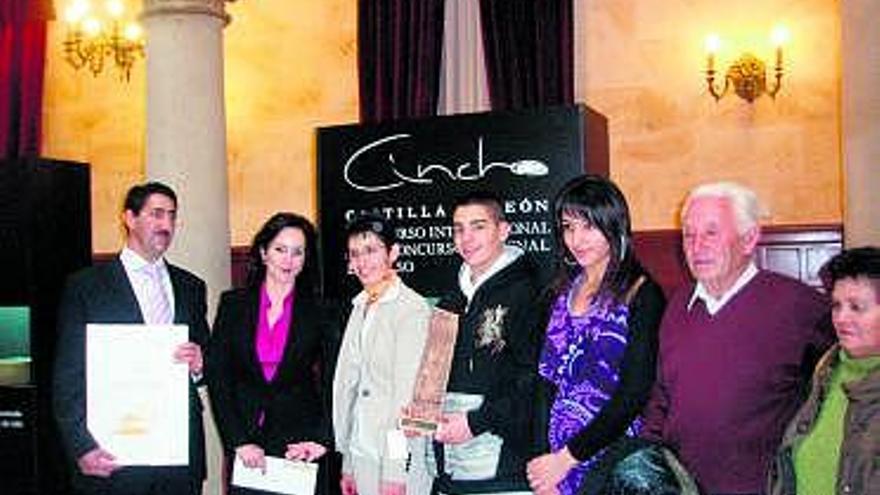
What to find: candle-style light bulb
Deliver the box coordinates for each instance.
[123,22,143,41]
[64,0,91,25]
[704,34,720,72]
[82,16,102,37]
[106,0,124,19]
[771,26,789,68]
[771,26,790,47]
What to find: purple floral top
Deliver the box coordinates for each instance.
[538,280,642,495]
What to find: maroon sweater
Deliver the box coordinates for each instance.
[641,271,832,494]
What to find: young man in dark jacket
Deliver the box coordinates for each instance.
[431,191,542,495]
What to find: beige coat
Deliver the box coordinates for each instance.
[333,279,431,487]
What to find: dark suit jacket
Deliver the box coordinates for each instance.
[52,257,210,481]
[206,286,333,457]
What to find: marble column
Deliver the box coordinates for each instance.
[141,1,230,493]
[841,0,880,247]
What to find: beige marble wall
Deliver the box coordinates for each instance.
[223,0,358,245]
[42,0,358,251]
[42,2,147,251]
[42,0,841,250]
[574,0,842,229]
[842,0,880,246]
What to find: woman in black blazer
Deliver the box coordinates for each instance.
[207,212,333,494]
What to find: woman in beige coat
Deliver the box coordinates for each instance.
[333,213,432,495]
[768,247,880,495]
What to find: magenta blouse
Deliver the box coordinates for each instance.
[255,284,294,382]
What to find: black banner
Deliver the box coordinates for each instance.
[317,105,608,300]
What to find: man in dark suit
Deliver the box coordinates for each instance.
[53,181,210,495]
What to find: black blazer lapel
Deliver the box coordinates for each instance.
[168,264,190,326]
[242,288,265,381]
[108,257,145,323]
[277,294,312,379]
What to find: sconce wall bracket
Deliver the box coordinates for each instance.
[706,52,783,103]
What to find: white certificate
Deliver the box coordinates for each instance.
[232,456,318,495]
[86,323,189,466]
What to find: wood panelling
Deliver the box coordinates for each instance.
[230,246,250,289]
[754,225,843,290]
[632,230,689,297]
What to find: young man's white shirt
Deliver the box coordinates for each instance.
[458,246,524,306]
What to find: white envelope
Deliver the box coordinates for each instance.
[231,455,318,495]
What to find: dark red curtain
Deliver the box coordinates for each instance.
[0,0,52,159]
[479,0,573,111]
[358,0,445,124]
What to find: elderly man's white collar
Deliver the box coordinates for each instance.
[687,262,759,316]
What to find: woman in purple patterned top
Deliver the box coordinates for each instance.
[526,175,666,495]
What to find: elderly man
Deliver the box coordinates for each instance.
[641,182,832,495]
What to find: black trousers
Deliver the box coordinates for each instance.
[72,466,201,495]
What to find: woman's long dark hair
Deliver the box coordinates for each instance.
[247,212,320,297]
[551,174,645,302]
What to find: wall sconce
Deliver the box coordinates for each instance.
[62,0,145,81]
[705,27,788,103]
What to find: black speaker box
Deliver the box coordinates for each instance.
[0,157,91,495]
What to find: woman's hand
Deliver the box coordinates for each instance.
[235,443,266,471]
[340,472,358,495]
[526,447,578,495]
[285,441,327,462]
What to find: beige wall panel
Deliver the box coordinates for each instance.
[42,0,147,252]
[574,0,842,229]
[42,0,357,251]
[224,0,358,245]
[842,0,880,246]
[43,0,841,249]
